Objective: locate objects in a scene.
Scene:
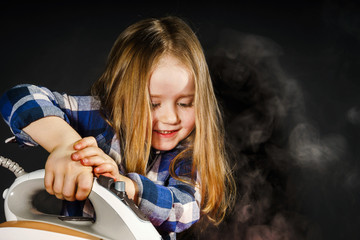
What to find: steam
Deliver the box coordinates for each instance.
[186,29,353,240]
[347,106,360,125]
[289,123,346,170]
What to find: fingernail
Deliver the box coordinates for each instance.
[72,153,78,160]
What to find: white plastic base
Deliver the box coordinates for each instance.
[0,227,89,240]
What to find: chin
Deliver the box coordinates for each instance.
[152,142,177,151]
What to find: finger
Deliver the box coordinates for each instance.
[73,136,97,150]
[80,155,107,167]
[62,174,77,201]
[44,170,55,195]
[75,171,93,201]
[94,163,118,176]
[71,146,105,161]
[100,172,117,181]
[53,172,65,200]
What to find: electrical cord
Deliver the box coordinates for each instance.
[0,155,26,177]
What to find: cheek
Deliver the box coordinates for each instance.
[151,112,157,126]
[183,110,195,129]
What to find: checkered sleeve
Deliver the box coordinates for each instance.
[0,84,103,147]
[127,160,201,233]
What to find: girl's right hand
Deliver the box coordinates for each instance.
[44,143,94,202]
[21,116,94,202]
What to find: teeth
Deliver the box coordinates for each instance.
[158,130,174,134]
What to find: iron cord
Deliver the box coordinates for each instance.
[0,156,26,177]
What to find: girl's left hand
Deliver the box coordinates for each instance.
[70,137,139,202]
[71,136,120,181]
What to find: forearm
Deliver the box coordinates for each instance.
[1,84,105,148]
[22,116,82,152]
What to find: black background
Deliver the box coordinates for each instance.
[0,1,359,239]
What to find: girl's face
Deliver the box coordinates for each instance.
[149,55,195,151]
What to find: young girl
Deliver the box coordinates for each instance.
[0,16,235,239]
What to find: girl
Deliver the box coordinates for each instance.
[0,16,235,239]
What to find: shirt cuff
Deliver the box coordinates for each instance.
[127,172,173,226]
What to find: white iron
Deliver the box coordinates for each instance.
[0,157,161,240]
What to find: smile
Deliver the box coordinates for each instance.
[156,130,176,134]
[154,130,179,137]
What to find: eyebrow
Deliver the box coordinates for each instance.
[150,94,195,98]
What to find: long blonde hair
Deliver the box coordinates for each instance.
[91,16,235,224]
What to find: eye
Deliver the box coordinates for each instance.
[177,102,193,108]
[151,102,160,109]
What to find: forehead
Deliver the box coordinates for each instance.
[153,54,191,73]
[149,55,194,96]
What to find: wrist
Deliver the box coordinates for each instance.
[127,178,139,204]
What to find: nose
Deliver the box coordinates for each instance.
[159,104,179,125]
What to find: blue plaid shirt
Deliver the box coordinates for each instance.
[0,84,201,239]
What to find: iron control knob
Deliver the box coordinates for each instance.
[114,181,126,192]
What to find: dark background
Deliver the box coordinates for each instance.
[0,1,359,239]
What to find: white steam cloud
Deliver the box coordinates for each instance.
[188,28,353,240]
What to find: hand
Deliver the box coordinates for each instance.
[22,117,94,201]
[44,143,94,202]
[71,137,139,202]
[71,137,121,180]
